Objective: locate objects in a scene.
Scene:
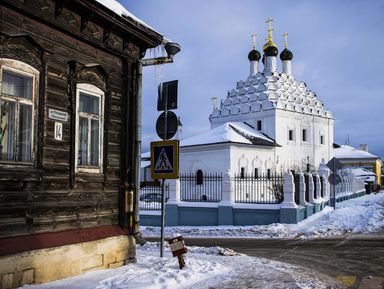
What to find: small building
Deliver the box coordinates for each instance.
[334,144,382,188]
[0,0,169,287]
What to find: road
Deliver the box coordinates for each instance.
[148,234,384,288]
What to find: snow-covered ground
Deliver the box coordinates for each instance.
[142,192,384,239]
[22,242,340,289]
[21,193,383,289]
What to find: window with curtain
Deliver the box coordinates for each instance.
[0,69,34,163]
[76,85,103,172]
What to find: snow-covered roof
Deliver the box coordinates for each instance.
[180,121,278,147]
[95,0,158,33]
[334,145,378,160]
[344,167,376,177]
[210,71,333,123]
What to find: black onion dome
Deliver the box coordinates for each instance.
[280,48,293,61]
[263,45,278,57]
[248,49,261,61]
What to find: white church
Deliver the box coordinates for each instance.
[177,19,334,176]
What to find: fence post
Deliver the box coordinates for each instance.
[313,171,322,212]
[165,179,180,226]
[168,179,180,203]
[297,170,307,206]
[318,168,330,205]
[307,172,315,203]
[218,172,234,225]
[280,172,300,224]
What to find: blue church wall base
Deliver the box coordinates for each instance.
[140,191,368,227]
[140,214,161,226]
[306,204,315,218]
[280,207,299,224]
[178,207,218,226]
[165,204,179,226]
[233,209,280,225]
[218,206,234,225]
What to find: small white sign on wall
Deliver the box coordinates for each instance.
[54,122,63,141]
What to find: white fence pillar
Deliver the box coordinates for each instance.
[307,172,316,203]
[297,170,307,206]
[313,172,321,201]
[282,172,297,208]
[318,169,330,201]
[220,172,234,206]
[167,179,180,203]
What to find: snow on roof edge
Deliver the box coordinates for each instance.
[94,0,162,36]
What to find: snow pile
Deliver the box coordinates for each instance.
[142,192,384,239]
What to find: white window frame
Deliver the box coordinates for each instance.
[75,83,104,173]
[0,59,38,164]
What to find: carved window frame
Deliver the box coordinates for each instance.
[75,83,104,173]
[0,59,39,165]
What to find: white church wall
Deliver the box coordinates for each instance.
[179,144,231,174]
[274,110,334,171]
[229,144,275,175]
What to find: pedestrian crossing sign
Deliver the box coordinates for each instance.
[150,140,179,179]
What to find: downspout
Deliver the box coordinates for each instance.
[132,61,144,243]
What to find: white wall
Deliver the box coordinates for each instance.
[274,109,334,171]
[179,144,231,174]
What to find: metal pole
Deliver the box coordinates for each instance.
[160,84,168,258]
[160,178,166,257]
[332,158,336,210]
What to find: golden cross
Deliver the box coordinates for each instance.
[283,32,288,48]
[265,17,274,41]
[251,33,257,49]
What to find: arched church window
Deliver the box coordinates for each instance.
[240,167,245,179]
[196,169,203,185]
[267,168,271,179]
[254,168,259,179]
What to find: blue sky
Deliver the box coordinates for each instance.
[121,0,384,158]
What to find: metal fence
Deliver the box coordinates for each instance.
[234,173,284,204]
[180,173,222,202]
[139,184,169,210]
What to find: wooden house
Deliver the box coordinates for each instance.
[0,0,166,287]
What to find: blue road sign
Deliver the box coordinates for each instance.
[150,140,179,179]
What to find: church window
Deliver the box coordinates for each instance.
[0,64,37,163]
[196,169,203,185]
[257,120,262,131]
[302,129,308,142]
[254,168,259,179]
[320,135,324,145]
[75,83,104,173]
[240,167,245,179]
[288,129,294,141]
[267,168,271,179]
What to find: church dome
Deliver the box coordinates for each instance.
[263,40,278,57]
[280,48,293,61]
[248,49,261,61]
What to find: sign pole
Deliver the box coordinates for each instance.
[332,157,336,210]
[160,83,168,258]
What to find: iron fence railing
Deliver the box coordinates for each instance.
[180,173,222,202]
[234,173,284,204]
[139,184,169,211]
